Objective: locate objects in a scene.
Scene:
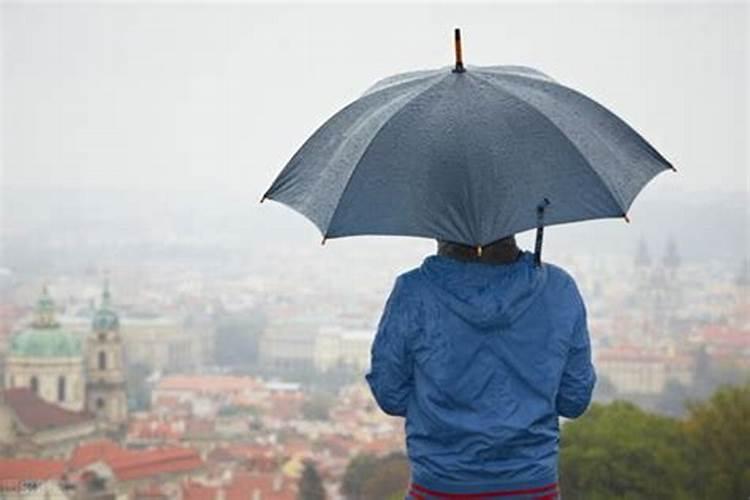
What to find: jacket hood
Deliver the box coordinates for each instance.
[418,250,546,329]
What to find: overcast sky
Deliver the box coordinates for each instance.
[2,2,747,200]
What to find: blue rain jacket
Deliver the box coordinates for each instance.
[365,251,596,494]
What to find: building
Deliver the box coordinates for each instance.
[4,285,128,433]
[86,283,128,432]
[259,317,318,373]
[0,457,71,499]
[0,387,99,457]
[120,316,196,373]
[70,440,204,498]
[314,326,374,372]
[596,346,693,395]
[4,287,86,412]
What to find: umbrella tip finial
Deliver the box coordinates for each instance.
[260,194,266,204]
[623,213,631,223]
[453,28,465,73]
[321,237,327,246]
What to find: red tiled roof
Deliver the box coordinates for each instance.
[69,439,124,469]
[108,447,203,481]
[69,440,204,482]
[0,458,65,482]
[698,325,750,347]
[2,388,93,431]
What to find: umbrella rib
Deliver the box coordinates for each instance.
[470,71,628,214]
[324,73,452,237]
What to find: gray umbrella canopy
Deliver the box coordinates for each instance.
[262,52,673,249]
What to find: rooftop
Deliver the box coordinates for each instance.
[0,458,66,482]
[69,440,203,482]
[2,388,93,431]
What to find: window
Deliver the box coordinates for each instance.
[30,376,39,394]
[98,351,107,370]
[57,376,66,402]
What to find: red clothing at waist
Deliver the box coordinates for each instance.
[407,481,559,500]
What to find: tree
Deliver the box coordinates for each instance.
[360,452,410,500]
[560,401,692,500]
[340,453,379,500]
[297,461,326,500]
[341,452,410,500]
[684,383,750,499]
[657,379,691,417]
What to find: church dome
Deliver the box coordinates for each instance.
[10,286,82,358]
[93,309,119,331]
[10,327,83,358]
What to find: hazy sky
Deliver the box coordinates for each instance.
[2,2,747,201]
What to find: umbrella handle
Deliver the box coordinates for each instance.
[534,199,551,267]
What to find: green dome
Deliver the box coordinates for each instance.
[10,327,83,358]
[93,309,119,331]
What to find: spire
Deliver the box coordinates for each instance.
[32,284,58,328]
[92,279,119,332]
[101,278,112,309]
[663,237,680,269]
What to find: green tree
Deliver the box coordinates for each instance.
[341,452,409,500]
[560,401,692,500]
[684,382,750,499]
[297,460,326,500]
[360,452,410,500]
[340,453,379,500]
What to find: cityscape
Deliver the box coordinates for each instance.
[0,195,747,498]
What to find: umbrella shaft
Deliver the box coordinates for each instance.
[534,198,550,266]
[534,226,545,266]
[453,28,465,73]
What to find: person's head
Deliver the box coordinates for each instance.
[436,235,520,264]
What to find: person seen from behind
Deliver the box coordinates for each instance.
[366,236,596,500]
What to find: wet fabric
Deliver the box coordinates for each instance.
[263,65,673,246]
[366,251,596,492]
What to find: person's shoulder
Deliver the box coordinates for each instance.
[393,267,424,291]
[542,261,580,292]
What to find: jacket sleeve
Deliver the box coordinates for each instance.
[556,284,597,419]
[365,276,417,417]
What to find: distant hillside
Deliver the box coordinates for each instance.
[2,187,747,272]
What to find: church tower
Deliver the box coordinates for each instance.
[86,281,128,431]
[6,286,85,411]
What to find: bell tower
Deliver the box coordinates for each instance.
[86,281,128,432]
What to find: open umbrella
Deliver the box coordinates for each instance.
[261,29,674,263]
